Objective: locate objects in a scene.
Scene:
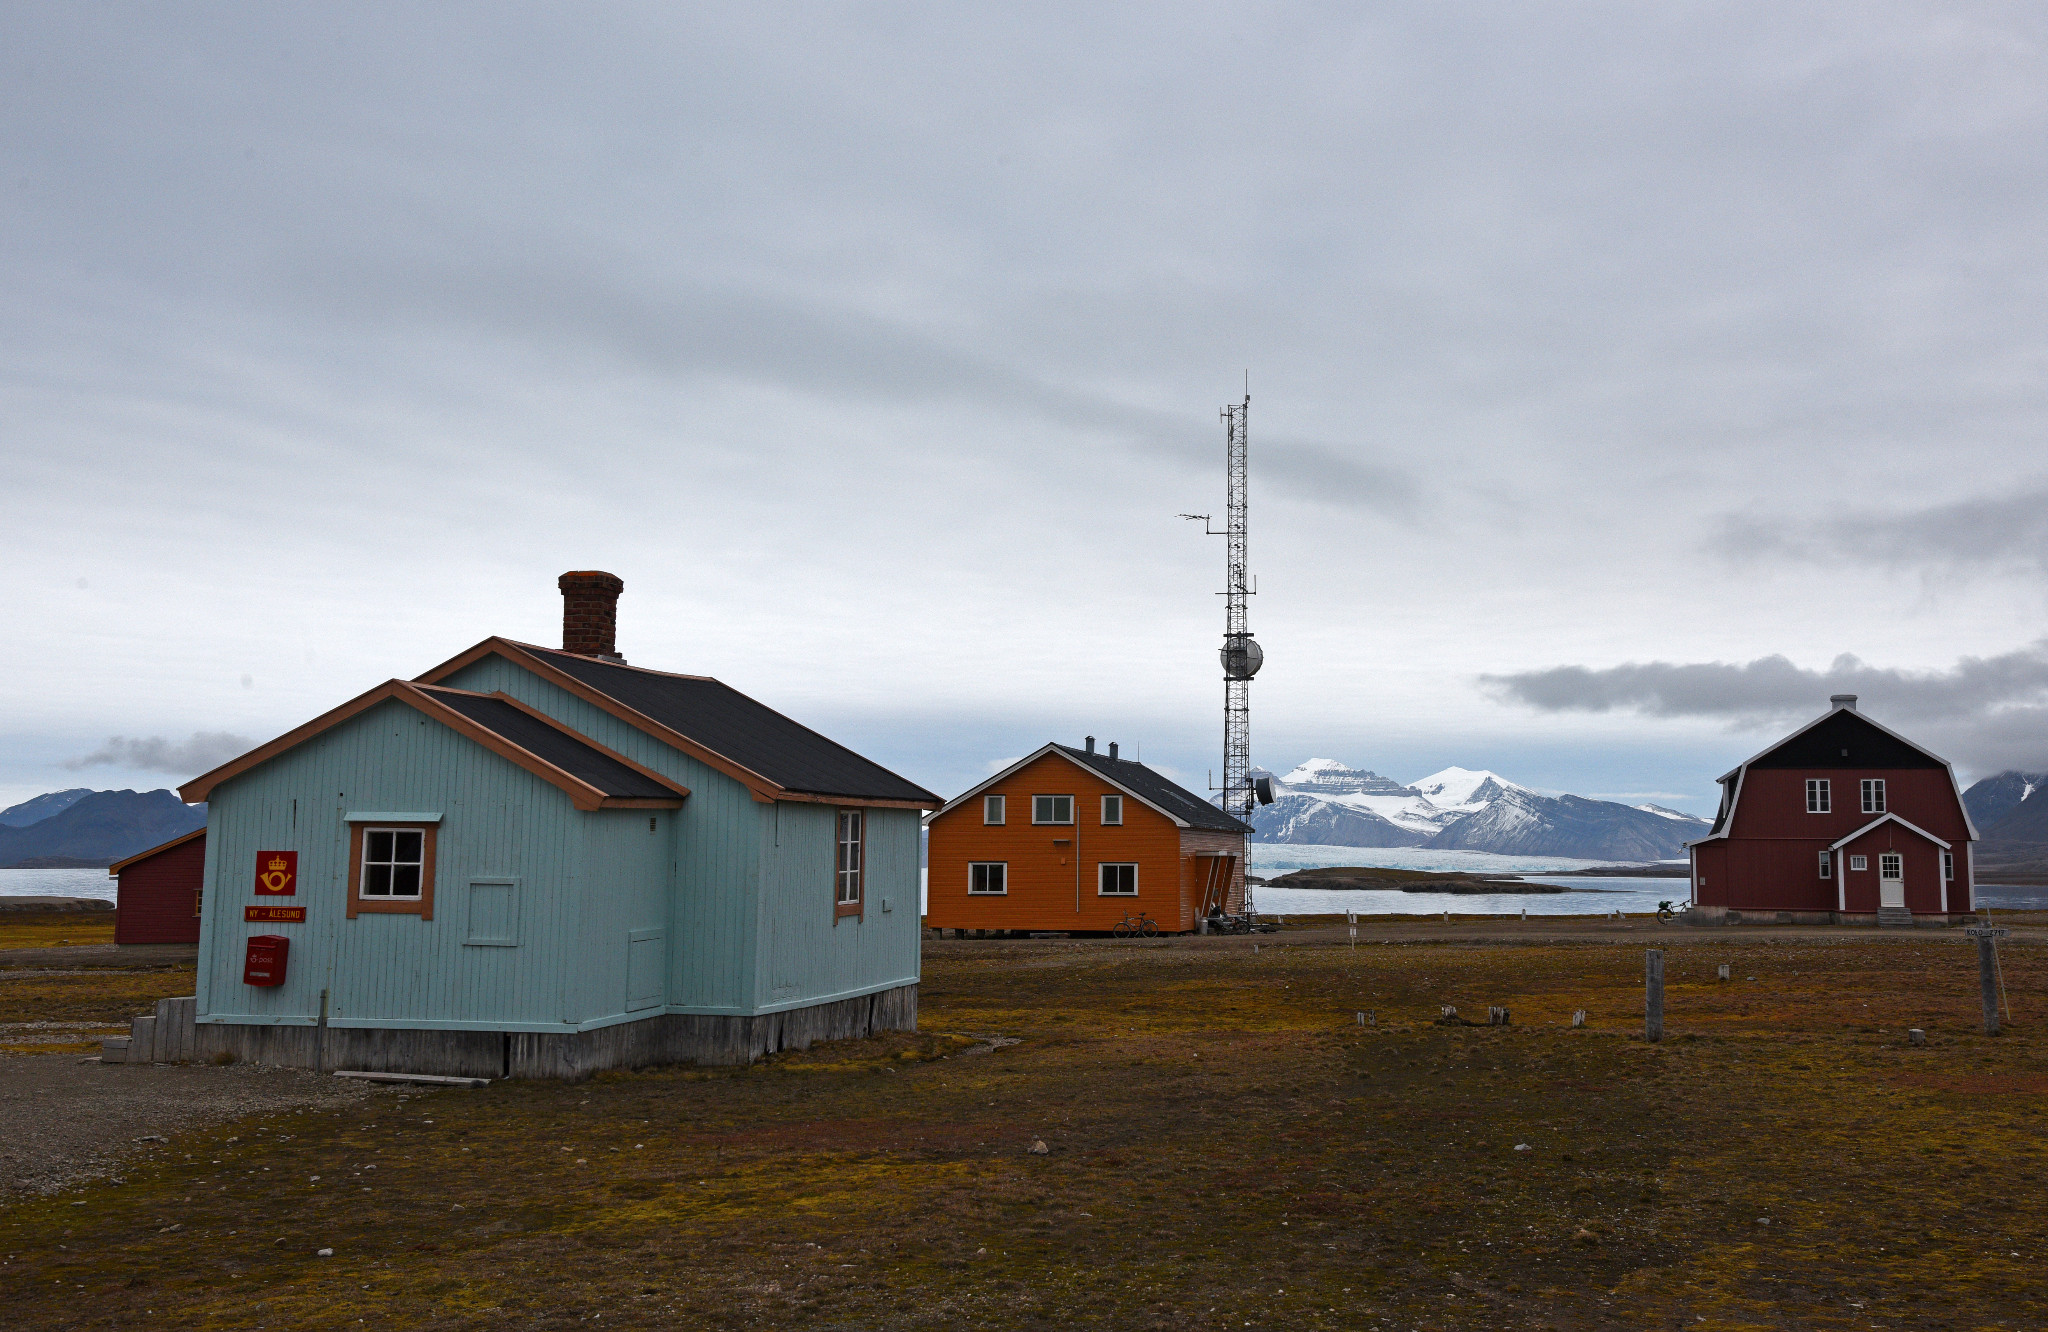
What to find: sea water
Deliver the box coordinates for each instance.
[0,866,117,903]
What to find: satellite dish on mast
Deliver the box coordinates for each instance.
[1221,632,1263,681]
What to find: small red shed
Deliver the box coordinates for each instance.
[1688,695,1976,925]
[109,829,206,945]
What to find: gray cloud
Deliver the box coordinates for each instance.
[64,732,253,776]
[1715,486,2048,574]
[1484,643,2048,726]
[1483,645,2048,773]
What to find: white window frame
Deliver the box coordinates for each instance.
[1806,779,1830,814]
[1849,854,1868,872]
[969,862,1007,895]
[835,809,863,913]
[360,827,427,901]
[1818,850,1832,880]
[1879,851,1903,879]
[1032,794,1074,825]
[1861,779,1886,814]
[983,794,1005,826]
[1100,794,1123,826]
[1943,850,1954,882]
[1098,862,1138,896]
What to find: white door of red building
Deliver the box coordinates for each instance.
[1879,852,1905,910]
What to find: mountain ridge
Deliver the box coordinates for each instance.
[0,790,207,868]
[1245,759,1711,860]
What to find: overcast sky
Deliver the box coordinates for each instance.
[5,3,2047,816]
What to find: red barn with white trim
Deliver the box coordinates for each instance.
[1688,695,1976,925]
[109,829,206,945]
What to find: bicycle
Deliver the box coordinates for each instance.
[1656,900,1677,925]
[1112,911,1159,938]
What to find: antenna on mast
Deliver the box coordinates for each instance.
[1184,384,1263,823]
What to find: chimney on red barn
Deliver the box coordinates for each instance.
[559,571,626,662]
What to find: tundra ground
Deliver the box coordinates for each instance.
[2,919,2043,1329]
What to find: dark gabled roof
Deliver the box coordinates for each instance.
[1050,744,1254,834]
[417,687,679,800]
[514,645,941,805]
[182,680,690,812]
[1746,708,1947,771]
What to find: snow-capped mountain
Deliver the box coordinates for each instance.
[1244,759,1712,860]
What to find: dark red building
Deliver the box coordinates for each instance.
[109,829,206,945]
[1688,695,1976,925]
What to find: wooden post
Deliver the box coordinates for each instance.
[1348,910,1357,949]
[1645,949,1665,1043]
[316,987,330,1074]
[1978,934,2002,1036]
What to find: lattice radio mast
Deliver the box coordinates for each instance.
[1182,385,1263,820]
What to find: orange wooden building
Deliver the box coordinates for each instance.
[924,740,1252,935]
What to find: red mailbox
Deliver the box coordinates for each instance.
[243,934,289,987]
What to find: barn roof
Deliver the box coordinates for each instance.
[180,680,691,812]
[1691,699,1978,847]
[928,742,1254,834]
[416,639,942,808]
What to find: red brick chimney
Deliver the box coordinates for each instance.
[558,571,626,662]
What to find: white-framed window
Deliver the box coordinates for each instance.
[1861,779,1886,814]
[1806,779,1830,814]
[1818,850,1832,879]
[1849,854,1868,872]
[1943,851,1954,881]
[1100,794,1123,826]
[361,828,426,900]
[969,862,1007,895]
[1033,794,1074,825]
[835,809,863,914]
[1879,852,1902,879]
[1098,862,1137,895]
[983,794,1005,825]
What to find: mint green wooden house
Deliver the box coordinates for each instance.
[178,573,938,1079]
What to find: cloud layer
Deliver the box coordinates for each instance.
[64,733,254,777]
[1484,643,2048,772]
[4,5,2048,807]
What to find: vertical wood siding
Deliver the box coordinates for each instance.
[438,656,915,1014]
[755,804,920,1011]
[114,835,205,944]
[200,699,621,1031]
[1704,767,1975,916]
[439,658,764,1013]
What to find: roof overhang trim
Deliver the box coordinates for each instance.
[927,743,1203,829]
[1829,812,1952,852]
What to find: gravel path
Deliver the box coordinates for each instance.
[0,1054,380,1196]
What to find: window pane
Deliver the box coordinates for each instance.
[364,863,392,896]
[990,864,1005,892]
[366,830,394,864]
[394,831,424,864]
[391,864,421,897]
[1054,796,1071,822]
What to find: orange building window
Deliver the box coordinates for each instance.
[1099,863,1137,896]
[1100,795,1123,825]
[983,794,1005,825]
[969,862,1007,895]
[1033,795,1074,825]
